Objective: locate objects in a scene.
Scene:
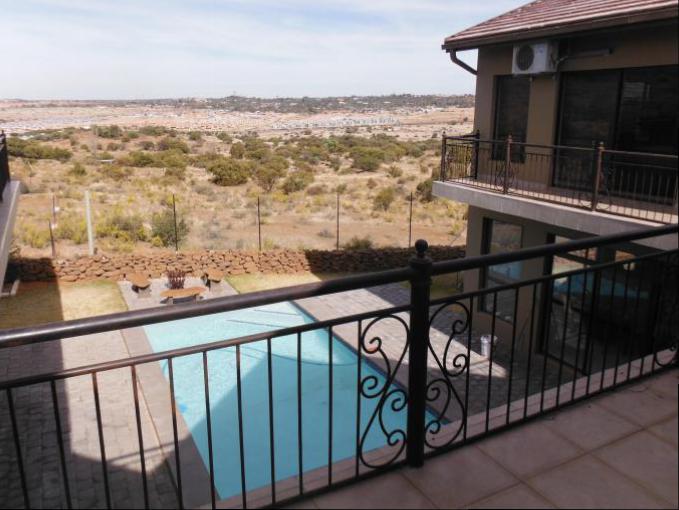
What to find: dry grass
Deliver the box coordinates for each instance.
[0,280,128,329]
[226,272,349,294]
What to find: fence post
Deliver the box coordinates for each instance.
[439,131,447,181]
[85,190,94,256]
[336,191,340,250]
[408,192,413,248]
[591,142,604,211]
[406,239,432,468]
[257,196,262,252]
[503,135,512,194]
[172,194,178,252]
[48,220,56,259]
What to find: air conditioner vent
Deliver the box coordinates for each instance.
[512,41,557,75]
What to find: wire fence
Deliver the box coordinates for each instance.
[13,188,465,259]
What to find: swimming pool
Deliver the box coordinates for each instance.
[144,302,415,500]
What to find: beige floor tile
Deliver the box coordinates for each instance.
[594,431,678,507]
[644,370,679,399]
[476,421,582,478]
[541,401,639,450]
[528,455,668,509]
[402,446,516,508]
[596,381,676,427]
[648,416,678,447]
[468,483,554,509]
[311,472,434,509]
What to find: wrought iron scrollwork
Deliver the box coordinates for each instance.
[357,314,410,469]
[425,300,470,449]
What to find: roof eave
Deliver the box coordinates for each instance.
[442,6,678,52]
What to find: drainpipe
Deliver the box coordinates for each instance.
[449,49,477,75]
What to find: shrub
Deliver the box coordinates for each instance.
[306,184,327,196]
[335,183,348,194]
[69,162,87,176]
[139,125,171,136]
[207,158,251,186]
[343,236,373,250]
[216,132,233,143]
[281,170,314,194]
[254,156,289,192]
[101,164,131,180]
[349,146,383,172]
[230,142,245,159]
[97,210,147,242]
[373,187,396,211]
[157,136,190,153]
[18,222,50,248]
[138,140,155,150]
[188,131,203,142]
[151,207,189,247]
[95,125,123,138]
[416,178,434,202]
[7,137,72,161]
[387,165,403,178]
[120,151,156,167]
[55,214,88,244]
[106,142,121,151]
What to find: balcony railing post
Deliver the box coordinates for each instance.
[406,239,432,468]
[439,131,447,181]
[0,130,9,202]
[472,129,480,179]
[591,142,605,210]
[503,135,512,194]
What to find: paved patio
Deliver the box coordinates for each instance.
[286,369,678,509]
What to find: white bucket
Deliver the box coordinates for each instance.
[480,334,498,357]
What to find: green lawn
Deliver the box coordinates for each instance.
[0,280,128,329]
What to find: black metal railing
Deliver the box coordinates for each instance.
[0,131,10,202]
[440,133,679,224]
[0,225,677,509]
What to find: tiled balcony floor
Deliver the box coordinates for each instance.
[287,369,678,509]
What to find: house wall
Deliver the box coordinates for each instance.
[460,22,678,348]
[473,22,679,144]
[471,23,678,188]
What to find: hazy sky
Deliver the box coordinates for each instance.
[1,0,526,100]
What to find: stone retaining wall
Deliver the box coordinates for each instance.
[10,246,465,283]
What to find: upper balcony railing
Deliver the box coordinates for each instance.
[439,133,678,224]
[0,132,10,202]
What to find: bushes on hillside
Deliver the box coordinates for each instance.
[254,156,289,192]
[281,170,314,194]
[157,136,190,153]
[416,178,434,202]
[151,207,189,247]
[7,137,72,161]
[207,158,252,186]
[95,125,123,138]
[373,187,396,211]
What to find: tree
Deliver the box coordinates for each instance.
[230,142,245,159]
[151,207,189,247]
[255,156,289,192]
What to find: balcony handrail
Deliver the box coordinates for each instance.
[442,134,679,160]
[0,224,675,349]
[0,131,10,201]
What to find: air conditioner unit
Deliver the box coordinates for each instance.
[512,41,557,75]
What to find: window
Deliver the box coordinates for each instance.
[481,219,523,322]
[555,65,678,192]
[557,65,679,153]
[493,76,530,161]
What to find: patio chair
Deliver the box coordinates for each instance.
[202,269,225,292]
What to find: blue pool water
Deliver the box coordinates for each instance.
[144,302,416,500]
